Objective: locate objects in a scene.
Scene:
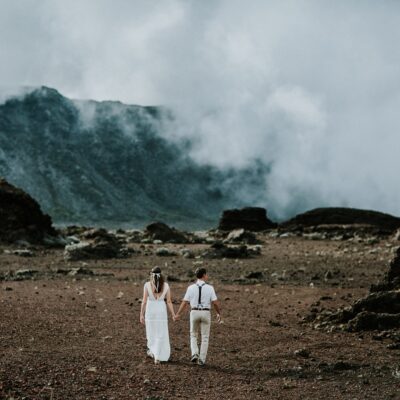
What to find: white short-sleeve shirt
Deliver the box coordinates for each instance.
[183,279,217,309]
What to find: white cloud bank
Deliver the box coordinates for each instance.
[1,0,400,218]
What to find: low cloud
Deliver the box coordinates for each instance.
[1,0,400,218]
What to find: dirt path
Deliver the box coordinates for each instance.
[1,238,400,399]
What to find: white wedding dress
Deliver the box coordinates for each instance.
[145,281,171,361]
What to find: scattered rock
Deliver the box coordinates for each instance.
[248,245,262,255]
[324,271,333,280]
[387,343,400,350]
[155,247,177,257]
[15,269,38,278]
[294,349,310,358]
[245,271,264,280]
[269,320,283,327]
[303,232,327,240]
[202,243,252,259]
[81,228,115,241]
[64,230,127,261]
[144,222,188,243]
[179,248,194,259]
[42,234,68,247]
[65,236,81,245]
[278,232,296,238]
[224,229,260,244]
[61,225,90,236]
[12,249,34,257]
[320,361,361,372]
[68,267,94,276]
[125,230,144,243]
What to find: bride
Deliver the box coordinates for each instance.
[140,266,176,364]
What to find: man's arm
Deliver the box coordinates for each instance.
[174,300,190,320]
[212,300,221,322]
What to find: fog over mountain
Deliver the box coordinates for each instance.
[0,87,268,227]
[1,1,400,221]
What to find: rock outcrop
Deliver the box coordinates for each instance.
[311,248,400,333]
[370,247,400,292]
[281,207,400,233]
[0,178,57,243]
[218,207,276,231]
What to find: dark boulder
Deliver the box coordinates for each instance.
[245,271,264,280]
[281,207,400,233]
[386,248,400,284]
[144,222,188,243]
[351,291,400,315]
[0,178,57,243]
[348,312,400,332]
[370,247,400,292]
[314,247,400,333]
[218,207,276,231]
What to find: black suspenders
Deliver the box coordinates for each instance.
[197,283,206,308]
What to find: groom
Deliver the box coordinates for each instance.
[175,267,221,366]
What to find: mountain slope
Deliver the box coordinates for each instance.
[0,87,267,228]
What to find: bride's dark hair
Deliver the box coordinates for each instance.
[150,266,164,293]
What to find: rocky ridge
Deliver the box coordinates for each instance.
[0,86,268,228]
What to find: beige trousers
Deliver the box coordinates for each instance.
[190,310,211,362]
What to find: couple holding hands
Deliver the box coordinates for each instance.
[140,266,222,365]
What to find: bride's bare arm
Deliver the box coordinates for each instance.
[175,300,189,320]
[166,287,176,319]
[140,285,148,324]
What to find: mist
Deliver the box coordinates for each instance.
[1,0,400,219]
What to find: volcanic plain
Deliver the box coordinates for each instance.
[1,231,400,400]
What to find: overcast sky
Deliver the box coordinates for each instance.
[1,0,400,218]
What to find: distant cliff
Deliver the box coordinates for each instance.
[0,87,267,228]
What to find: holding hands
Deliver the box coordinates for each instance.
[173,313,180,322]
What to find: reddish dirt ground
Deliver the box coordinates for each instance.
[1,236,400,399]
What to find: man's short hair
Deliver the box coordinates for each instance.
[195,267,207,279]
